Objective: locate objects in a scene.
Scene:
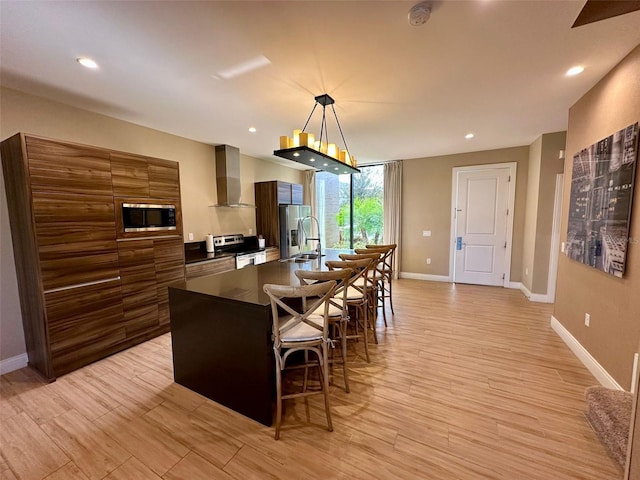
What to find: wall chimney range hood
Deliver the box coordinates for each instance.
[212,144,255,208]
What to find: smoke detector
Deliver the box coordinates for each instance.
[408,2,432,26]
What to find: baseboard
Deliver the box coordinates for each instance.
[519,283,552,303]
[0,353,28,375]
[508,281,522,289]
[550,315,623,391]
[399,272,451,282]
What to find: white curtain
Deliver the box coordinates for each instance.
[303,170,318,237]
[383,161,402,279]
[303,170,316,213]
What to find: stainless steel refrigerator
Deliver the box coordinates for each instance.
[279,204,311,259]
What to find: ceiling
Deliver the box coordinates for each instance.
[1,1,640,168]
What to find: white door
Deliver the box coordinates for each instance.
[452,164,515,286]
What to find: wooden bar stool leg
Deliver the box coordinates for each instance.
[275,354,283,441]
[340,317,350,393]
[321,345,333,432]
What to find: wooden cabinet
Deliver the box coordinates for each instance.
[45,279,126,375]
[185,257,236,280]
[255,181,304,248]
[154,237,185,325]
[118,240,159,336]
[265,247,280,263]
[1,133,184,380]
[111,154,150,197]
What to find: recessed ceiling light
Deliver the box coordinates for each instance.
[465,133,475,139]
[77,57,98,69]
[248,127,257,133]
[323,163,328,167]
[334,167,339,171]
[566,66,585,76]
[293,152,300,157]
[309,158,315,162]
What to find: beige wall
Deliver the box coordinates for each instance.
[522,132,566,295]
[522,137,543,291]
[554,44,640,390]
[532,132,566,294]
[401,146,529,281]
[0,87,303,362]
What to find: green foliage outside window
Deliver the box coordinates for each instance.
[331,166,384,249]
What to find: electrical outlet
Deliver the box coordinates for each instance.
[585,313,590,327]
[426,258,431,265]
[249,228,253,235]
[423,230,431,237]
[525,267,529,276]
[561,242,565,253]
[188,232,194,241]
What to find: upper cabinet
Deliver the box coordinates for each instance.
[270,181,304,205]
[111,154,150,197]
[111,154,180,200]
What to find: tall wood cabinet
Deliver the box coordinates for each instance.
[1,133,185,380]
[254,181,304,248]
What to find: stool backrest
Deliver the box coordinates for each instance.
[295,268,353,318]
[263,281,337,346]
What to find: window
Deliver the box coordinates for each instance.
[316,165,384,250]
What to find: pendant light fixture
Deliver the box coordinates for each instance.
[273,93,360,175]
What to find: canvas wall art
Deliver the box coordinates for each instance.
[566,122,639,277]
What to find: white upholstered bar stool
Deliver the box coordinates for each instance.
[263,280,337,440]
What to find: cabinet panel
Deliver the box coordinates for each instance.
[39,240,119,291]
[46,279,125,376]
[118,240,159,336]
[149,159,180,200]
[154,237,185,325]
[185,257,236,279]
[32,193,116,245]
[265,247,280,263]
[26,137,113,196]
[291,183,303,205]
[111,154,150,197]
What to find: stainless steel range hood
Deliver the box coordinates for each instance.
[213,144,255,208]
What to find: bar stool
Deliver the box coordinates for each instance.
[263,280,337,440]
[327,257,376,362]
[357,244,396,325]
[295,268,353,392]
[339,252,383,337]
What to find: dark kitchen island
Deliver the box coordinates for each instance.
[168,255,329,426]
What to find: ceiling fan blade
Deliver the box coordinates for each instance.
[572,0,640,28]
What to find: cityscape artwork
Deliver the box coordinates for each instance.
[566,122,639,277]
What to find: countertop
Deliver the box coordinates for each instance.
[172,249,349,306]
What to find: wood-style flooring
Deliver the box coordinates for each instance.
[0,280,621,479]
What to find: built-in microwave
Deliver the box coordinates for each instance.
[122,203,177,232]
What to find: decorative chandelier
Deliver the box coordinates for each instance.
[273,93,360,175]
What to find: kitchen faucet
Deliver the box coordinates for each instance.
[301,215,322,258]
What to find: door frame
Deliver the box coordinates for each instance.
[546,173,564,303]
[449,162,517,287]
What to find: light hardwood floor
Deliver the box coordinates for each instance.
[0,280,621,479]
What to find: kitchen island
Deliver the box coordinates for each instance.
[168,255,329,426]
